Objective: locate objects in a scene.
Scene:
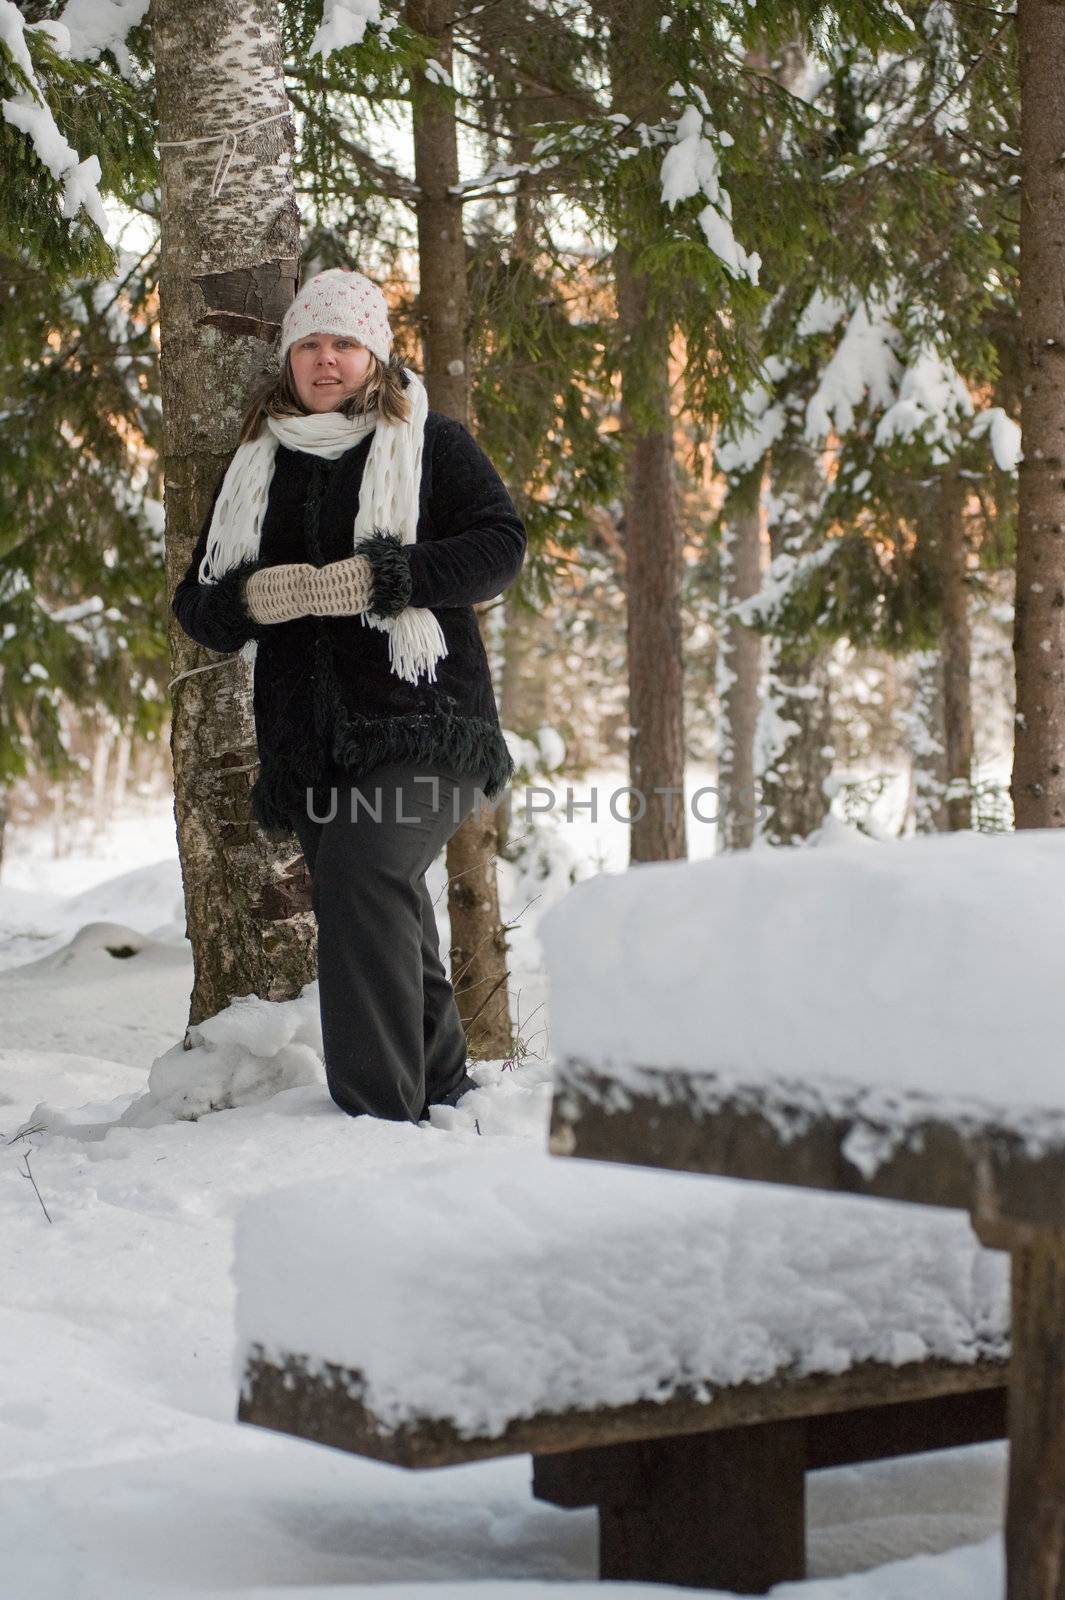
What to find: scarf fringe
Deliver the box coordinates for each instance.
[355,606,449,684]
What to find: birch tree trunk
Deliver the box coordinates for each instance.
[1013,0,1065,829]
[907,649,951,833]
[939,467,974,831]
[715,33,801,852]
[757,447,833,846]
[758,644,833,845]
[609,5,688,866]
[153,0,315,1027]
[406,0,514,1060]
[90,725,113,837]
[50,784,66,859]
[110,729,132,813]
[716,475,765,851]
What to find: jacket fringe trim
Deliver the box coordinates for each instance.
[250,704,514,841]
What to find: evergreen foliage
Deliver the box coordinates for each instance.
[711,2,1019,659]
[0,0,1025,824]
[0,3,155,279]
[0,245,166,788]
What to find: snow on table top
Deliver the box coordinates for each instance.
[233,1148,1007,1441]
[537,829,1065,1127]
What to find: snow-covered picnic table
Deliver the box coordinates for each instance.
[540,828,1065,1600]
[235,1146,1007,1592]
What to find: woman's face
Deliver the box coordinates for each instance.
[289,332,374,412]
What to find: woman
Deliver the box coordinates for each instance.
[172,267,526,1125]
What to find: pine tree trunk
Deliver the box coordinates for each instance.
[497,584,553,858]
[757,447,833,846]
[153,0,315,1026]
[406,0,513,1060]
[499,585,552,744]
[493,84,550,864]
[613,247,687,864]
[609,3,687,865]
[939,468,973,831]
[1013,0,1065,829]
[716,475,764,851]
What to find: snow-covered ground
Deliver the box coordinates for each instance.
[0,785,1007,1599]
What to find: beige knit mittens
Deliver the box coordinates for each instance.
[242,556,374,625]
[242,562,315,624]
[307,554,374,617]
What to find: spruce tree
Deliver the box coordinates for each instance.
[0,2,155,278]
[711,7,1018,838]
[0,244,167,848]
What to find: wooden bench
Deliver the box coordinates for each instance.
[536,829,1065,1598]
[235,1149,1008,1594]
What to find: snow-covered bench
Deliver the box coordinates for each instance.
[539,829,1065,1598]
[234,1147,1007,1594]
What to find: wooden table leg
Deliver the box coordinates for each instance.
[1007,1232,1065,1600]
[534,1422,806,1593]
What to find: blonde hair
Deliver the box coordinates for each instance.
[238,346,412,445]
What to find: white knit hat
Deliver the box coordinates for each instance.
[280,268,394,364]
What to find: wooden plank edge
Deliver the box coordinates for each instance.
[237,1345,1008,1470]
[548,1057,1065,1229]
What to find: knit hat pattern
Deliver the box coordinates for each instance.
[280,268,394,364]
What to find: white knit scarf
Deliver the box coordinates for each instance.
[199,366,447,685]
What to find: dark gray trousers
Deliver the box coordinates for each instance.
[292,760,494,1124]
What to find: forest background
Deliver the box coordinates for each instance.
[0,0,1031,1053]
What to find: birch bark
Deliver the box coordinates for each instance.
[154,0,314,1024]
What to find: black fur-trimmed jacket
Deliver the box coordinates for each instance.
[171,408,527,842]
